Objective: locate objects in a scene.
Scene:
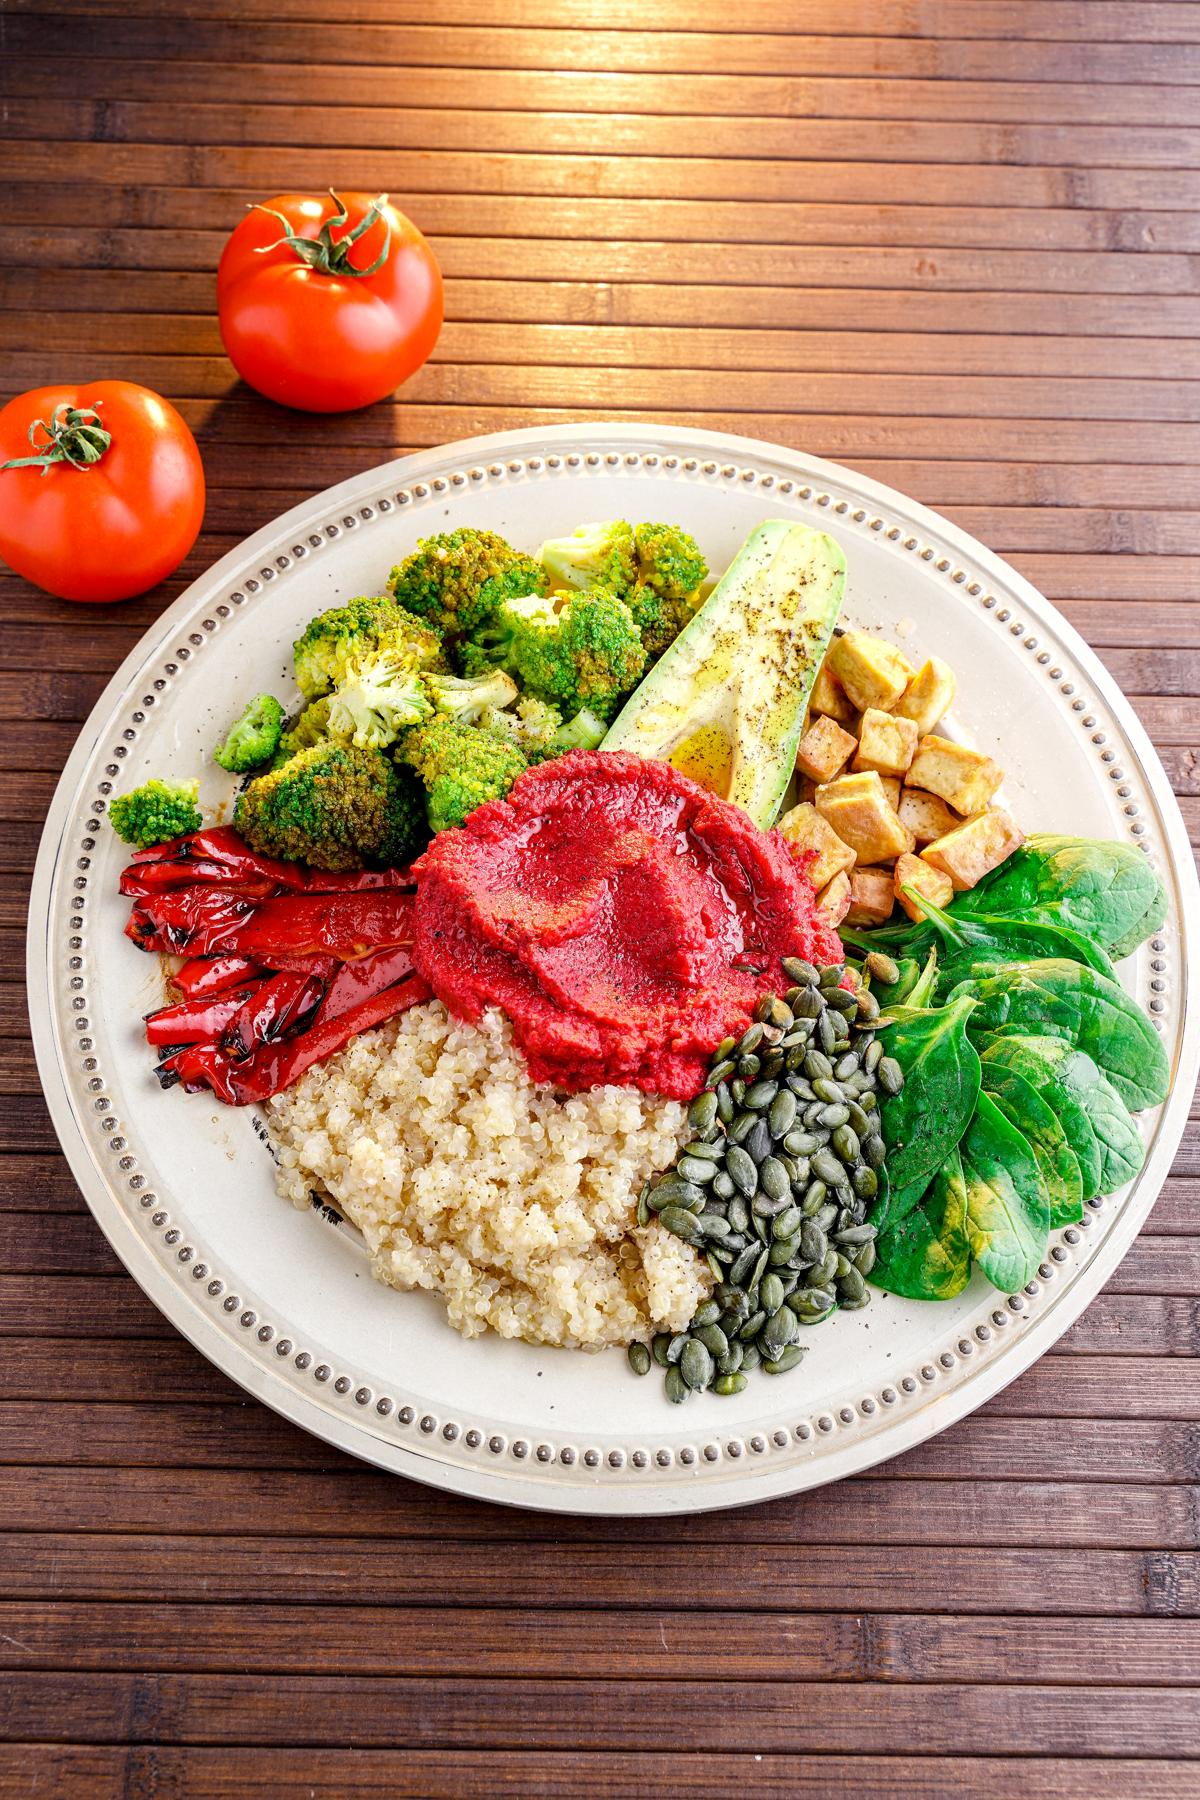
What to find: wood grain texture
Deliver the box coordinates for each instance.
[1,3,1198,1794]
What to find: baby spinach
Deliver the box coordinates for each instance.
[954,958,1170,1113]
[957,834,1166,958]
[980,1061,1083,1227]
[960,1093,1049,1292]
[869,1165,928,1239]
[980,1034,1143,1197]
[877,991,981,1195]
[897,883,1115,992]
[871,1150,972,1301]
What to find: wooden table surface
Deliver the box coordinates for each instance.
[2,2,1199,1795]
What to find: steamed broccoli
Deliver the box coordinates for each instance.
[213,694,286,774]
[273,696,334,766]
[628,522,708,659]
[109,777,204,850]
[235,741,426,870]
[388,528,548,642]
[482,697,606,763]
[326,650,433,750]
[424,666,519,726]
[397,715,527,832]
[293,594,442,701]
[539,520,637,597]
[476,587,646,720]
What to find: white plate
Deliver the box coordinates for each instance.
[28,423,1200,1514]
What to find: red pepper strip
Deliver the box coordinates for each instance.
[304,867,417,893]
[178,974,431,1105]
[220,969,328,1061]
[144,984,263,1047]
[125,887,257,956]
[120,860,281,900]
[128,888,415,961]
[172,955,264,1000]
[129,827,310,890]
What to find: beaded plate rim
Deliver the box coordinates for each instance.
[27,422,1200,1515]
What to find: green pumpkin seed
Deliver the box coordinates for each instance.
[835,1223,876,1246]
[707,1250,726,1278]
[804,1049,834,1081]
[773,1204,803,1240]
[737,1052,761,1079]
[717,1341,744,1376]
[863,1039,883,1074]
[768,1089,798,1138]
[739,1022,765,1055]
[758,1156,790,1201]
[768,1237,800,1266]
[743,1119,773,1163]
[729,1244,760,1286]
[760,1272,785,1315]
[744,1079,779,1110]
[815,1249,840,1286]
[740,1341,762,1371]
[678,1155,717,1185]
[763,1345,807,1374]
[727,1195,750,1233]
[800,1219,827,1263]
[636,1190,650,1226]
[856,989,880,1023]
[877,1055,904,1095]
[782,957,820,985]
[730,1077,747,1105]
[627,1342,651,1377]
[812,1148,844,1187]
[738,1308,767,1343]
[694,1323,729,1359]
[801,1179,828,1216]
[725,1145,758,1197]
[833,1124,860,1163]
[715,1372,748,1395]
[665,1365,689,1403]
[826,986,858,1015]
[712,1170,736,1201]
[698,1212,732,1240]
[862,1134,886,1171]
[793,986,825,1019]
[852,1165,879,1200]
[800,1286,837,1314]
[816,1010,838,1054]
[706,1058,735,1089]
[865,950,900,985]
[681,1339,715,1391]
[854,1240,877,1276]
[784,1129,821,1157]
[818,1103,850,1130]
[658,1206,704,1243]
[812,1076,844,1105]
[651,1333,672,1366]
[688,1090,718,1134]
[667,1333,690,1363]
[839,1266,868,1304]
[716,1084,735,1124]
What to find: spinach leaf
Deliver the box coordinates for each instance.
[979,1034,1143,1197]
[870,1149,972,1301]
[877,992,981,1194]
[900,882,1116,987]
[955,958,1169,1112]
[869,1164,927,1239]
[906,945,940,1009]
[957,834,1166,958]
[960,1093,1049,1291]
[874,956,925,1009]
[980,1061,1083,1227]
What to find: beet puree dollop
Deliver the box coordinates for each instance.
[411,750,844,1100]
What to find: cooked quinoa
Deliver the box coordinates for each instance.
[266,1001,710,1349]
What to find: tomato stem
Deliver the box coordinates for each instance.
[0,403,112,476]
[251,189,392,278]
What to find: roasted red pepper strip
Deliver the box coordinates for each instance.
[126,828,414,894]
[220,969,328,1060]
[177,974,430,1104]
[121,860,281,901]
[144,984,263,1047]
[130,827,310,889]
[172,955,264,1000]
[128,888,415,961]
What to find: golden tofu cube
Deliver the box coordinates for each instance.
[907,734,1003,817]
[896,656,957,737]
[845,866,895,927]
[816,870,852,927]
[826,630,915,714]
[921,808,1024,892]
[894,851,955,921]
[814,771,915,866]
[880,777,902,811]
[778,801,857,892]
[853,706,919,779]
[897,786,960,846]
[809,660,857,726]
[796,714,857,784]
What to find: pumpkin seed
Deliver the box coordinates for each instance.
[716,1084,735,1124]
[651,1333,671,1366]
[773,1204,803,1241]
[854,1240,877,1277]
[738,1309,767,1343]
[768,1089,798,1137]
[658,1206,703,1243]
[853,1165,879,1200]
[688,1090,718,1134]
[839,1266,868,1305]
[667,1333,690,1363]
[715,1372,749,1395]
[744,1118,773,1163]
[768,1237,800,1266]
[812,1076,844,1105]
[856,989,881,1023]
[783,957,820,984]
[665,1366,689,1403]
[730,1077,747,1105]
[739,1022,765,1055]
[865,950,900,985]
[706,1058,735,1089]
[812,1148,844,1186]
[717,1341,744,1376]
[833,1124,860,1163]
[744,1079,779,1110]
[757,1155,790,1201]
[793,986,825,1019]
[627,1342,651,1377]
[763,1345,806,1374]
[877,1055,905,1095]
[759,1272,785,1315]
[826,986,858,1015]
[712,1170,736,1201]
[726,1144,758,1196]
[818,1102,851,1130]
[636,1189,650,1226]
[862,1134,886,1171]
[681,1339,715,1391]
[678,1155,718,1185]
[737,1052,761,1079]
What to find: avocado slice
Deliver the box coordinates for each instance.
[601,520,845,828]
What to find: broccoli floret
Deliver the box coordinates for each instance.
[235,741,426,870]
[479,697,605,764]
[629,522,708,659]
[109,778,203,850]
[551,706,607,753]
[397,716,527,832]
[327,650,433,750]
[293,595,442,700]
[388,528,548,642]
[424,666,519,726]
[273,696,334,766]
[481,587,646,721]
[539,520,637,597]
[213,694,286,774]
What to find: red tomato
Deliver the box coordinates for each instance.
[0,381,205,604]
[217,190,443,412]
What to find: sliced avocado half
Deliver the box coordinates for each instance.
[601,519,845,828]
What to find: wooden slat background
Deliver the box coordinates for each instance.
[1,3,1198,1795]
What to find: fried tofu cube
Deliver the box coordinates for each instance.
[845,866,895,928]
[896,656,957,737]
[816,870,852,927]
[894,851,954,921]
[906,734,1003,817]
[897,786,960,846]
[853,706,919,779]
[796,714,857,784]
[778,801,857,892]
[921,807,1024,892]
[826,630,915,714]
[880,776,902,811]
[809,660,857,726]
[814,770,915,866]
